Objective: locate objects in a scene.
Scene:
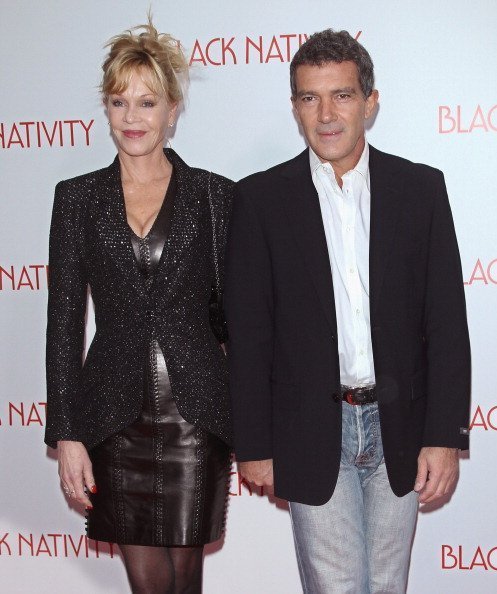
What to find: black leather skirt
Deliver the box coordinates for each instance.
[86,341,231,546]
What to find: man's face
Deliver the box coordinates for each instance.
[293,60,378,178]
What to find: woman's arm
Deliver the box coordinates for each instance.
[45,180,95,505]
[45,180,88,446]
[208,174,235,345]
[210,173,235,290]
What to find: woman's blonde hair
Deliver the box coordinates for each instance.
[101,18,188,103]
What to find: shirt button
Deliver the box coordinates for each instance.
[359,350,364,356]
[356,308,361,315]
[349,268,355,274]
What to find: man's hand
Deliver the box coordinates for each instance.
[238,459,274,493]
[414,446,459,504]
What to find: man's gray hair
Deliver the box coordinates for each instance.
[290,30,375,98]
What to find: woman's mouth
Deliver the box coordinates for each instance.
[123,130,146,138]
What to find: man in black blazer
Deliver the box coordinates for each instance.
[225,30,470,593]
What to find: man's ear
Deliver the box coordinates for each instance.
[365,89,379,120]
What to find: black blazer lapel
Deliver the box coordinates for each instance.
[281,150,338,335]
[156,149,204,290]
[94,157,146,297]
[369,145,402,315]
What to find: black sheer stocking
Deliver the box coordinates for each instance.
[120,544,204,594]
[170,547,204,593]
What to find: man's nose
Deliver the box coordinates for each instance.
[318,99,337,123]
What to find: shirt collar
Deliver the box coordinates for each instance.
[309,141,370,181]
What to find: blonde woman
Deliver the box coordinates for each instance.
[45,20,233,594]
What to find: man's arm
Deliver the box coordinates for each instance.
[415,170,471,502]
[224,182,274,477]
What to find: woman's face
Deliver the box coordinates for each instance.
[106,67,177,159]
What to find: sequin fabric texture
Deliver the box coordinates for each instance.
[85,179,231,547]
[45,149,234,450]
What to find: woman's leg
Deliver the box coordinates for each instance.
[170,546,204,594]
[119,544,204,594]
[120,544,174,594]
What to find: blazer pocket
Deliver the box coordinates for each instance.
[271,380,300,411]
[411,368,427,401]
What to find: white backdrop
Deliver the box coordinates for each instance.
[1,1,496,592]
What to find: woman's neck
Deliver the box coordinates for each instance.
[118,148,172,185]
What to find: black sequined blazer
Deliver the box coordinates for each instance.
[45,149,234,449]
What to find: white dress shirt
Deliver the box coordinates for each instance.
[310,143,375,387]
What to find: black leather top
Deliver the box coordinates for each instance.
[130,171,177,280]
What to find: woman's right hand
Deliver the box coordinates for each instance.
[57,440,96,508]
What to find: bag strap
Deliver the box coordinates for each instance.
[207,172,221,298]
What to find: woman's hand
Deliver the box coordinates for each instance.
[57,440,96,508]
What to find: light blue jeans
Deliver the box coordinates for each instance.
[289,402,418,594]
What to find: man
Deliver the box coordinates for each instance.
[224,30,470,593]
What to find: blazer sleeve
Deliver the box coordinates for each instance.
[209,173,235,290]
[45,181,88,448]
[224,182,274,461]
[422,170,471,450]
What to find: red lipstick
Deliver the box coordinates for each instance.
[123,130,146,138]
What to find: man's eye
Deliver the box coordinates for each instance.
[337,94,351,100]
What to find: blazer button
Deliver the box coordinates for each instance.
[332,392,341,403]
[331,334,336,341]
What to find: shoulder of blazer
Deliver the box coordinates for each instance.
[236,149,310,196]
[50,163,118,239]
[53,157,120,216]
[369,144,444,185]
[56,157,118,192]
[164,148,235,192]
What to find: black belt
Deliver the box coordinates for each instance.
[341,385,377,405]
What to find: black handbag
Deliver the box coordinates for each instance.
[207,173,229,343]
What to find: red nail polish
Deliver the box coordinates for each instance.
[85,506,93,511]
[90,485,97,494]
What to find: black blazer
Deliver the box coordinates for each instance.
[45,149,234,450]
[225,146,470,505]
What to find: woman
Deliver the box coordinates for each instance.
[45,20,233,594]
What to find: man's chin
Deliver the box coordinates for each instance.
[309,145,342,165]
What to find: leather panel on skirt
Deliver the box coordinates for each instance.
[87,340,231,546]
[85,170,231,546]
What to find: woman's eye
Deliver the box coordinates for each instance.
[112,99,123,107]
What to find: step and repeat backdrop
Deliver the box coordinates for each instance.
[1,1,496,592]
